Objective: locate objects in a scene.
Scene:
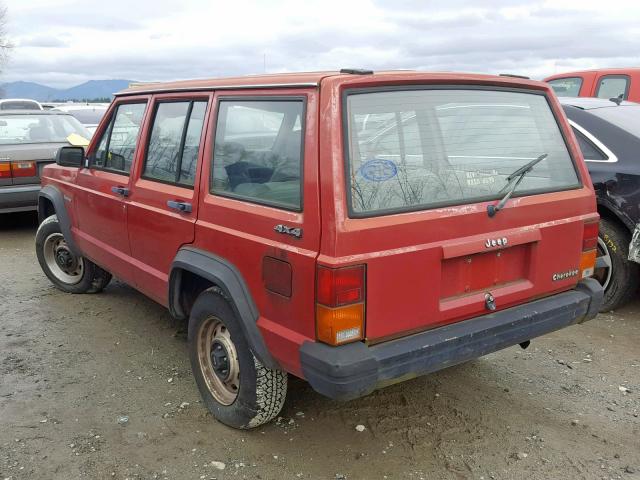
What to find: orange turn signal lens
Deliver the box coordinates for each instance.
[0,162,11,179]
[316,303,364,345]
[580,249,597,278]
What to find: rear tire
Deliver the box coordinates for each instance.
[35,214,112,294]
[594,218,639,311]
[188,287,287,429]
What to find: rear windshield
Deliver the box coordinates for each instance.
[0,100,41,110]
[345,88,580,216]
[0,114,92,145]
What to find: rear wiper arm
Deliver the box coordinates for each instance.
[487,153,548,217]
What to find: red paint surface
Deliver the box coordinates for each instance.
[40,71,599,377]
[544,68,640,102]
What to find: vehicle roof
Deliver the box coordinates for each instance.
[0,98,42,103]
[545,67,640,80]
[558,96,640,110]
[0,109,73,116]
[115,70,550,96]
[53,104,108,111]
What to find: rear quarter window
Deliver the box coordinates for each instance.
[345,88,580,216]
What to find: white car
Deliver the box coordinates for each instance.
[0,98,43,111]
[51,104,109,134]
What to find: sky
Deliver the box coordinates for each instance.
[2,0,640,88]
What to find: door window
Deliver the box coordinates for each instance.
[211,99,304,210]
[143,100,207,186]
[548,77,583,97]
[92,102,147,174]
[596,75,629,100]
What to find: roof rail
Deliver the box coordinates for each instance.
[499,73,530,79]
[340,68,374,75]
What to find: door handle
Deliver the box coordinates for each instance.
[167,200,192,213]
[111,186,130,197]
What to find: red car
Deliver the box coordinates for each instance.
[544,68,640,102]
[35,70,602,429]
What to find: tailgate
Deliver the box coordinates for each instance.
[355,192,596,340]
[325,83,597,342]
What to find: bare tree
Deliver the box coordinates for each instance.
[0,3,11,73]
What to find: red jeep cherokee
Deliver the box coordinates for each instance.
[35,70,603,429]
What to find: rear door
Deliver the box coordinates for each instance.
[322,82,597,341]
[127,93,211,305]
[195,90,321,375]
[74,100,148,283]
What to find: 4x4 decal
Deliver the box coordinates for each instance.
[274,224,302,239]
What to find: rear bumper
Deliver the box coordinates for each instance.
[300,278,603,401]
[0,184,40,213]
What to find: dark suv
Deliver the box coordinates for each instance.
[560,97,640,310]
[36,71,602,429]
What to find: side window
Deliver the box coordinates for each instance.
[211,99,304,210]
[143,100,207,186]
[571,127,608,161]
[596,75,629,100]
[548,77,583,97]
[92,102,147,174]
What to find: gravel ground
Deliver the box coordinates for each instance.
[1,212,639,480]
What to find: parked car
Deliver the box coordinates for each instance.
[52,104,109,135]
[36,70,602,429]
[545,68,640,102]
[0,98,43,111]
[559,96,640,310]
[0,110,92,214]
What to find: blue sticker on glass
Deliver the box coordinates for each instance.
[359,159,397,182]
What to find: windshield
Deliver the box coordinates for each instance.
[345,89,580,216]
[0,114,92,145]
[589,106,640,138]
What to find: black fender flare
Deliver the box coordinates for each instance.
[169,247,278,370]
[38,185,81,256]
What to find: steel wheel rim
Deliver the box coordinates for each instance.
[594,237,613,291]
[43,233,84,285]
[197,316,240,405]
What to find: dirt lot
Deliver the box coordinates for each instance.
[1,213,638,480]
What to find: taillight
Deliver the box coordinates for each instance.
[316,264,365,345]
[11,161,37,178]
[582,221,599,251]
[0,162,10,179]
[580,221,599,278]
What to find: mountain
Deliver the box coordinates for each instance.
[0,79,134,101]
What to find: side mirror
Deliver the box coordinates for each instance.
[56,146,85,168]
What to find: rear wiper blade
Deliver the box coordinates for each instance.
[487,153,548,217]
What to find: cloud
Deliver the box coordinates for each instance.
[2,0,640,88]
[19,35,68,48]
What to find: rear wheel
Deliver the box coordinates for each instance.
[188,288,287,429]
[35,214,112,294]
[593,218,639,311]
